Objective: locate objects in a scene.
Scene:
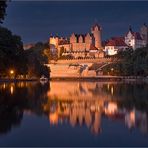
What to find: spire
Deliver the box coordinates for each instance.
[129,25,133,32]
[143,23,147,27]
[50,33,53,37]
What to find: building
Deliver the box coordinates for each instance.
[23,43,35,50]
[49,24,104,59]
[140,23,148,46]
[105,24,148,56]
[104,37,129,56]
[125,26,147,50]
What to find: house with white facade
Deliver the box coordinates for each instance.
[125,27,146,50]
[104,37,129,56]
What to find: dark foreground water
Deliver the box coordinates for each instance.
[0,81,148,147]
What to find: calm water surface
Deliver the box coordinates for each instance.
[0,81,148,146]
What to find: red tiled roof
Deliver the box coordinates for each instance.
[106,37,128,46]
[90,44,98,50]
[59,39,70,45]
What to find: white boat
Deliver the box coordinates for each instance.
[40,75,48,83]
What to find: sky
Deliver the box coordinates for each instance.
[2,1,148,44]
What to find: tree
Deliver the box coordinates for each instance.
[0,26,28,77]
[25,42,50,78]
[102,47,148,76]
[0,0,7,23]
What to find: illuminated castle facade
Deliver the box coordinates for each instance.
[49,24,104,59]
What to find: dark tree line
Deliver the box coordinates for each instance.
[0,1,50,78]
[103,47,148,76]
[0,26,28,77]
[25,42,50,78]
[0,0,7,23]
[0,26,50,78]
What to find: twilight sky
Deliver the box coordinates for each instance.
[2,1,148,44]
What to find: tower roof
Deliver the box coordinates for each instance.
[91,23,101,30]
[129,25,133,33]
[143,23,147,27]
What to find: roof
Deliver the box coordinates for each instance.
[132,32,143,40]
[90,44,98,50]
[143,23,147,27]
[91,23,101,31]
[106,37,128,46]
[126,27,143,40]
[74,34,86,42]
[59,39,70,45]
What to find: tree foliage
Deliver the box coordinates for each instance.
[0,0,7,23]
[0,26,27,77]
[25,42,50,78]
[103,47,148,76]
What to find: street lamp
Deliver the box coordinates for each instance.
[9,70,15,78]
[10,70,14,75]
[111,68,114,76]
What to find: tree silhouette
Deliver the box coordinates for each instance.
[0,0,7,23]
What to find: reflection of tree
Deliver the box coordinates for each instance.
[0,81,148,136]
[0,82,49,135]
[0,108,23,135]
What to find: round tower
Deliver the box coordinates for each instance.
[91,24,102,49]
[140,23,148,45]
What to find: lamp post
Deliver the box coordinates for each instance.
[10,70,15,79]
[111,68,114,75]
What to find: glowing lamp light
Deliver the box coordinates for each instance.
[10,70,14,74]
[111,68,114,71]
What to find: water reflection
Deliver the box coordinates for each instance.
[0,81,148,137]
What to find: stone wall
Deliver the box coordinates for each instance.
[48,58,112,78]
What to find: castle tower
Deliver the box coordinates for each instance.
[140,23,148,46]
[49,35,60,57]
[49,36,59,48]
[91,24,102,49]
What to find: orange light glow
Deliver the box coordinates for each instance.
[49,112,58,125]
[10,70,14,74]
[111,86,114,95]
[10,85,14,95]
[130,111,135,124]
[105,102,118,115]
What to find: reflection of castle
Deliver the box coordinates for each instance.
[49,24,104,58]
[44,82,148,135]
[44,100,148,135]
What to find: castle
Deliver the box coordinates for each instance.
[105,24,148,55]
[49,23,148,58]
[48,23,148,78]
[49,24,104,59]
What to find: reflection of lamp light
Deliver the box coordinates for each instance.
[111,86,114,95]
[10,85,14,95]
[3,83,6,89]
[125,110,135,129]
[107,83,110,90]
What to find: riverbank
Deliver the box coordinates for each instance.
[1,76,148,83]
[50,76,148,82]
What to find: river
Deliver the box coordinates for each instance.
[0,81,148,146]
